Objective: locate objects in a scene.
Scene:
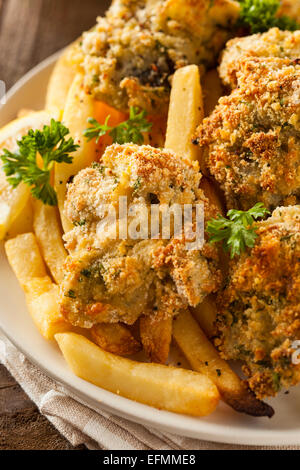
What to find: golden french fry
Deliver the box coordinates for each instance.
[165,65,203,162]
[91,323,141,356]
[6,197,33,239]
[5,233,47,285]
[191,295,218,338]
[33,199,67,284]
[140,314,173,364]
[5,233,70,339]
[46,43,78,115]
[173,310,274,417]
[17,109,36,118]
[0,111,52,240]
[202,69,223,117]
[56,332,220,417]
[55,74,96,233]
[24,278,70,340]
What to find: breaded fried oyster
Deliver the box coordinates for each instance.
[196,57,300,211]
[79,0,239,114]
[216,206,300,399]
[60,144,221,328]
[220,28,300,88]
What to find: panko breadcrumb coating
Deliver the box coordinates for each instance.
[216,206,300,399]
[196,57,300,211]
[219,28,300,88]
[60,144,221,328]
[78,0,240,114]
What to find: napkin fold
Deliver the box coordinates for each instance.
[0,332,296,450]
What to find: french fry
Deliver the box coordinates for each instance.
[0,111,52,240]
[46,43,78,115]
[6,197,33,239]
[202,69,223,117]
[164,65,225,356]
[91,323,141,357]
[191,295,218,338]
[33,199,67,284]
[5,233,70,340]
[165,65,203,162]
[5,233,47,284]
[55,73,96,233]
[56,332,220,417]
[140,314,173,364]
[17,109,36,118]
[24,278,70,340]
[173,310,274,417]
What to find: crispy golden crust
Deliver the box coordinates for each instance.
[79,0,239,113]
[196,57,300,211]
[140,312,173,363]
[60,144,221,328]
[91,323,141,356]
[219,28,300,89]
[216,206,300,399]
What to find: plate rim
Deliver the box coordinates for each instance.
[0,52,299,447]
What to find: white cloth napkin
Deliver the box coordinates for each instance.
[0,331,298,450]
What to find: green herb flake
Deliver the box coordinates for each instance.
[238,0,299,34]
[74,219,86,227]
[66,290,76,299]
[83,107,152,146]
[80,269,92,278]
[0,119,79,206]
[207,203,270,258]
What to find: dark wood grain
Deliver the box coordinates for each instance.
[0,365,88,450]
[0,0,111,450]
[0,0,111,89]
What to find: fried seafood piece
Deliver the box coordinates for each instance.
[196,57,300,211]
[219,28,300,88]
[216,206,300,399]
[78,0,240,114]
[60,144,221,328]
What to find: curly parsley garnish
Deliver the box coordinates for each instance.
[1,119,78,206]
[207,203,270,258]
[83,107,152,145]
[238,0,299,34]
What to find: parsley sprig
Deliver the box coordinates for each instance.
[83,106,152,145]
[238,0,299,34]
[1,119,78,206]
[207,203,270,258]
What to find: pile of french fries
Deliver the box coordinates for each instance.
[0,46,273,418]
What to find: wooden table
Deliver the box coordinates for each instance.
[0,0,111,450]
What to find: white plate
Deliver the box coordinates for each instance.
[0,52,300,447]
